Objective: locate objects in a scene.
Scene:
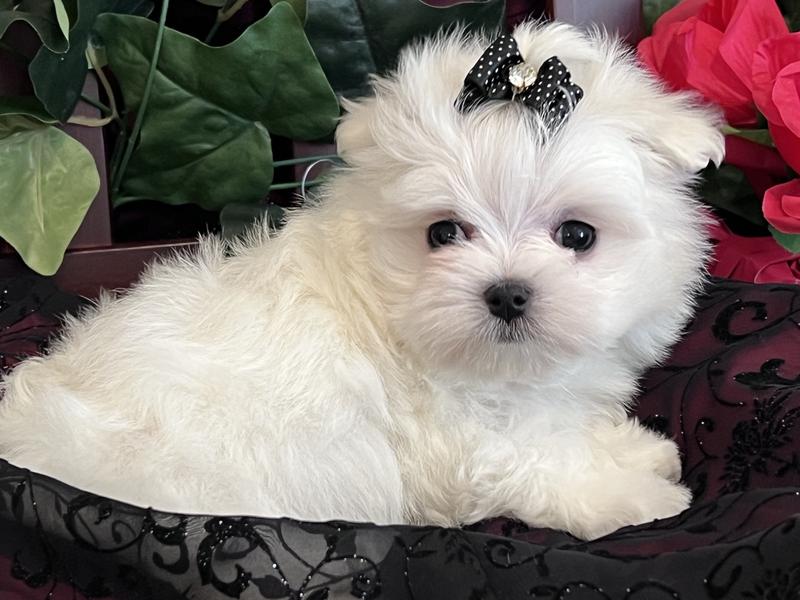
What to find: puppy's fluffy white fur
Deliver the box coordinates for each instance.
[0,22,723,540]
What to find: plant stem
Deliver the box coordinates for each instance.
[110,0,170,196]
[80,94,112,115]
[204,0,236,43]
[272,154,339,167]
[268,178,324,191]
[109,127,128,183]
[86,45,121,127]
[204,20,222,43]
[217,0,251,22]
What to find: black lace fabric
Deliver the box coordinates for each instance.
[0,277,798,600]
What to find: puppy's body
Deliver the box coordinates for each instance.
[0,22,723,539]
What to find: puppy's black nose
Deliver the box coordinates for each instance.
[483,281,530,323]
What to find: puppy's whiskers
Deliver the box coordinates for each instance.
[488,317,533,344]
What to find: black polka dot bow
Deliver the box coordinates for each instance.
[456,33,584,125]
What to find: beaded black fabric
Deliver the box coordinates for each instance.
[0,276,799,600]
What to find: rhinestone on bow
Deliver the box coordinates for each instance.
[508,62,539,95]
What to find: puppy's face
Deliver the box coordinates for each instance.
[333,23,724,381]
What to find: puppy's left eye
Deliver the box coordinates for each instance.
[556,221,596,252]
[428,220,466,248]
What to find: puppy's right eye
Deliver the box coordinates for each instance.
[427,220,465,249]
[556,220,596,252]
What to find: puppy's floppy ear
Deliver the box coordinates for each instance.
[623,83,726,174]
[336,97,377,159]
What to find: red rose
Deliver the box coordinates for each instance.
[763,179,800,234]
[751,33,800,173]
[638,0,788,126]
[709,216,800,284]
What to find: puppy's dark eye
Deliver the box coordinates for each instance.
[428,220,465,248]
[556,220,596,252]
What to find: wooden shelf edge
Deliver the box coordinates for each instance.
[0,241,198,299]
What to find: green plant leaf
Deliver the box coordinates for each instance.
[0,95,57,122]
[700,164,768,227]
[0,0,69,52]
[87,30,108,67]
[271,0,305,22]
[194,0,226,6]
[769,226,800,253]
[0,116,99,275]
[304,0,504,99]
[722,126,775,147]
[780,0,800,30]
[95,3,338,209]
[54,0,69,38]
[101,0,154,15]
[642,0,680,34]
[28,0,154,122]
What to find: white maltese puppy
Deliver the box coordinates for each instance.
[0,21,723,540]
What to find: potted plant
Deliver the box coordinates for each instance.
[0,0,506,294]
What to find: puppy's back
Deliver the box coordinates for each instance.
[0,226,404,521]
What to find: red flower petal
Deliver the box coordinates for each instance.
[771,123,800,174]
[773,62,800,138]
[675,20,756,124]
[752,33,800,127]
[658,18,703,89]
[638,21,684,83]
[725,135,788,197]
[784,191,800,220]
[653,0,708,33]
[697,0,737,31]
[708,215,800,284]
[763,179,800,234]
[637,37,658,74]
[638,0,788,126]
[725,135,787,174]
[716,0,788,92]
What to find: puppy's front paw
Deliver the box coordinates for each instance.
[618,434,683,483]
[647,437,683,483]
[567,474,691,540]
[595,420,684,483]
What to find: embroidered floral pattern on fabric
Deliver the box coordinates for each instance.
[722,394,800,493]
[0,276,798,599]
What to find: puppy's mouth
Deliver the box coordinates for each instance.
[489,319,533,344]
